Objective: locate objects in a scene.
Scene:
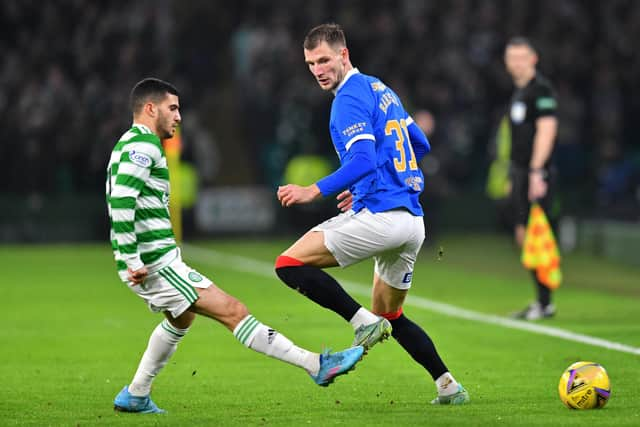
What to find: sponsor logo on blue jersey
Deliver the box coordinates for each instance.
[404,176,424,191]
[341,122,367,138]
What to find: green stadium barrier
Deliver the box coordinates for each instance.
[578,219,640,267]
[0,194,107,242]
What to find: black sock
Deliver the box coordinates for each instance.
[275,265,361,322]
[390,314,448,380]
[530,271,551,307]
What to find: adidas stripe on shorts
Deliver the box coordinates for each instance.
[128,254,212,318]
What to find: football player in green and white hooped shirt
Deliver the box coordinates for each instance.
[107,78,364,414]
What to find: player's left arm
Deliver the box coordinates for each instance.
[336,189,353,212]
[406,117,431,162]
[109,142,157,278]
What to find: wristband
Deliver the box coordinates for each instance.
[529,168,547,178]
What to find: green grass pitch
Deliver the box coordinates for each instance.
[1,233,639,426]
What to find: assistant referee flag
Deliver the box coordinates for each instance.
[521,203,562,289]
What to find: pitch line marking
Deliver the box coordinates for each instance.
[184,244,640,356]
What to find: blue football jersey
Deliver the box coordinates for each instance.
[329,69,428,215]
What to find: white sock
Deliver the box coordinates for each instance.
[233,314,320,375]
[435,372,460,396]
[349,307,380,329]
[128,319,189,397]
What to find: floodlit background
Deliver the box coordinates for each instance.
[1,0,639,265]
[1,3,639,425]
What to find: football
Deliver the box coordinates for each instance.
[558,361,611,409]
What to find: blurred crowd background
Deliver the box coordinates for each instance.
[1,0,639,244]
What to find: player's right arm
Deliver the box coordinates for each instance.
[315,138,377,196]
[278,91,377,207]
[277,138,376,207]
[315,92,377,197]
[108,141,157,274]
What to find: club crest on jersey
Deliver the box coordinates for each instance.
[129,150,152,168]
[510,101,527,124]
[371,81,387,92]
[188,272,203,282]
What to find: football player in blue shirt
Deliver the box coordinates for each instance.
[275,23,469,405]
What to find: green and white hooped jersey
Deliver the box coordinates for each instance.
[106,124,177,282]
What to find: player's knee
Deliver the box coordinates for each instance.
[218,297,249,331]
[229,297,249,321]
[169,310,196,330]
[274,255,306,288]
[197,288,249,328]
[275,255,305,270]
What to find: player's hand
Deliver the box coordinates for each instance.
[336,190,353,212]
[528,172,547,201]
[128,266,148,285]
[277,184,321,207]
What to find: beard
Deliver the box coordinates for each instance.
[330,68,346,91]
[158,126,174,139]
[156,114,175,139]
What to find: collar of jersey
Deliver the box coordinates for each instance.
[131,123,153,134]
[333,67,360,95]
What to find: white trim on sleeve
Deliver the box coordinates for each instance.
[345,133,375,151]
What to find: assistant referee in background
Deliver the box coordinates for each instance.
[503,37,559,321]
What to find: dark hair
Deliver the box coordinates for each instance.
[303,23,347,50]
[130,78,179,114]
[506,36,537,54]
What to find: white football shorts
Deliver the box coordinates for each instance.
[127,250,212,318]
[312,208,425,290]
